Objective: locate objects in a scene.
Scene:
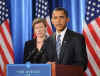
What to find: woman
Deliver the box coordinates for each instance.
[24,18,48,64]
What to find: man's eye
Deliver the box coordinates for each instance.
[60,16,64,18]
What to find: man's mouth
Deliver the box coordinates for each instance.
[57,24,62,26]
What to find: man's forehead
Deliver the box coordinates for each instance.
[52,11,65,16]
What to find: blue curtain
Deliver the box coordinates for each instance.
[9,0,32,63]
[9,0,86,63]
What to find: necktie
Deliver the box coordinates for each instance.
[56,35,61,59]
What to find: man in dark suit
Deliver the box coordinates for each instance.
[47,7,88,71]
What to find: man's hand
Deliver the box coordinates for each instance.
[47,61,56,64]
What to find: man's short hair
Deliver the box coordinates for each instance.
[52,7,68,17]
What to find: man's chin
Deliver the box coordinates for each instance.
[56,28,65,32]
[57,28,64,30]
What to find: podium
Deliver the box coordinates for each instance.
[52,64,83,76]
[7,64,83,76]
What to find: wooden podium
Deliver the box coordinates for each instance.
[7,64,83,76]
[52,64,83,76]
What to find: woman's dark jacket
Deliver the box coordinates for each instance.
[24,39,48,64]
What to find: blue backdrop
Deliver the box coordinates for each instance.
[9,0,86,63]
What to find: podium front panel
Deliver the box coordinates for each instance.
[7,64,51,76]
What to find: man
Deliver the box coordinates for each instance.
[47,7,88,71]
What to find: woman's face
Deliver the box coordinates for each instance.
[34,22,46,38]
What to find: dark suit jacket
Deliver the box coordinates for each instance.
[46,29,88,71]
[24,39,48,64]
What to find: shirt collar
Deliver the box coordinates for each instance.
[56,27,67,36]
[56,27,67,45]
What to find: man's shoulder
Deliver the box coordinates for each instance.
[46,33,56,45]
[68,29,83,36]
[67,29,85,39]
[47,33,55,39]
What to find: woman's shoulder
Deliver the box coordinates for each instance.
[25,39,36,46]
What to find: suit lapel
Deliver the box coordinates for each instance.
[59,29,71,63]
[62,29,71,45]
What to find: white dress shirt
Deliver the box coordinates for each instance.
[56,27,67,46]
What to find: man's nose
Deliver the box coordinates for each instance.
[57,18,61,22]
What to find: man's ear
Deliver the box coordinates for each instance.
[51,18,54,24]
[66,18,69,22]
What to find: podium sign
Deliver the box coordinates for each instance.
[7,64,51,76]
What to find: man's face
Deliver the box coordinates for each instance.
[51,10,69,33]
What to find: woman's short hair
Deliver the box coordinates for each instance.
[32,18,47,29]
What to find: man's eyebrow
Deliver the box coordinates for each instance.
[53,15,65,18]
[60,16,64,17]
[59,16,64,17]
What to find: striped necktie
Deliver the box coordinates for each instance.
[56,35,61,59]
